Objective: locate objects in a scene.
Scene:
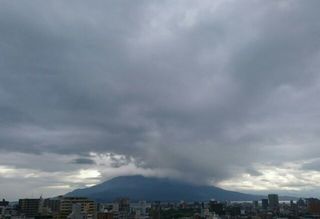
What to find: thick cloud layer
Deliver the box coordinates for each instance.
[1,0,320,200]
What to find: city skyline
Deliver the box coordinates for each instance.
[1,0,320,200]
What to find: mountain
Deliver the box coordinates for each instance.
[66,175,264,202]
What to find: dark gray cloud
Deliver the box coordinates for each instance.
[1,0,320,199]
[71,158,96,165]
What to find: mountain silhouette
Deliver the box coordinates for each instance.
[66,175,265,202]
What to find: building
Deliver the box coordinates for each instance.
[36,196,54,219]
[297,198,306,207]
[19,199,40,218]
[130,201,150,219]
[117,199,129,213]
[268,194,279,210]
[113,198,130,219]
[68,204,87,219]
[44,198,61,214]
[209,201,224,215]
[252,201,258,209]
[59,197,96,219]
[0,200,9,207]
[261,199,268,210]
[97,212,113,219]
[306,198,320,215]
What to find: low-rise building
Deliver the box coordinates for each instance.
[59,197,96,219]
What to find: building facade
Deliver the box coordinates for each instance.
[59,197,96,219]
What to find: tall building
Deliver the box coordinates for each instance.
[261,199,268,210]
[268,194,279,209]
[306,198,320,215]
[59,197,96,219]
[37,196,54,219]
[19,198,40,218]
[44,198,61,213]
[118,199,129,213]
[114,198,130,219]
[252,200,258,210]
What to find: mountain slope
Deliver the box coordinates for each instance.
[66,175,263,202]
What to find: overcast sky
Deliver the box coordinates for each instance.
[1,0,320,201]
